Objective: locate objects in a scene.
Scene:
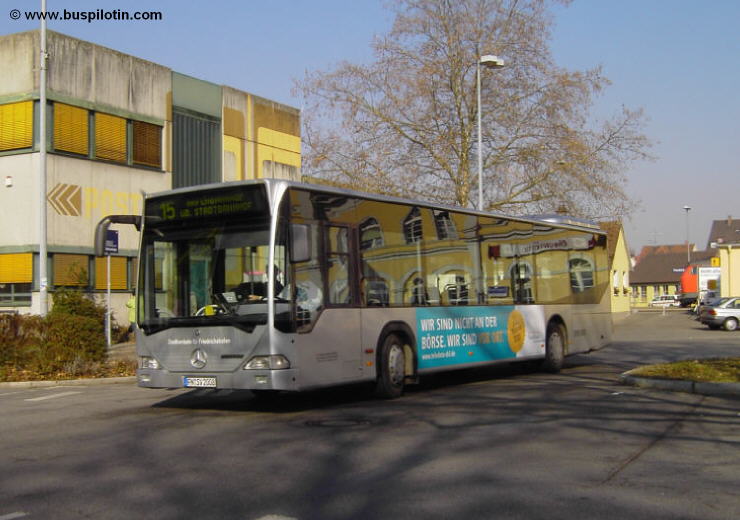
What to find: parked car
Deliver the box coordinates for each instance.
[694,291,721,315]
[698,297,740,331]
[649,294,681,307]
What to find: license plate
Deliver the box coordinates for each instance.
[183,376,217,388]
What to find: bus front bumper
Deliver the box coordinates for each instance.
[136,368,300,391]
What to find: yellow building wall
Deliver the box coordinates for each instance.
[256,127,301,180]
[223,135,243,181]
[222,90,301,181]
[609,228,631,316]
[632,284,681,308]
[719,247,740,297]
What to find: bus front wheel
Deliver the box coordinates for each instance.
[375,333,405,399]
[541,323,565,373]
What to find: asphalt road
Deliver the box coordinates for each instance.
[0,310,738,520]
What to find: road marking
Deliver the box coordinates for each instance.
[24,391,82,402]
[0,512,29,520]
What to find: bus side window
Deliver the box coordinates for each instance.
[326,225,353,305]
[293,223,325,329]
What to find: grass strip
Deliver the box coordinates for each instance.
[630,358,740,383]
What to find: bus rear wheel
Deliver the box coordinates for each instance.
[375,333,406,399]
[541,323,565,373]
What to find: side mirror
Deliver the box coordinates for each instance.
[290,224,311,263]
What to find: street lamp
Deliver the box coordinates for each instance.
[683,205,691,264]
[477,54,505,211]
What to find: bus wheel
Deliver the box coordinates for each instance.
[541,323,565,373]
[375,333,405,399]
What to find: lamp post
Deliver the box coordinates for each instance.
[38,0,49,315]
[683,205,691,265]
[476,54,504,211]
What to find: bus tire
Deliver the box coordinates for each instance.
[375,333,406,399]
[541,323,565,373]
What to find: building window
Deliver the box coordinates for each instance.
[95,113,127,163]
[359,218,383,250]
[53,254,89,287]
[433,210,458,240]
[403,207,423,244]
[0,101,33,151]
[53,103,89,156]
[569,258,594,292]
[51,102,162,169]
[0,253,33,305]
[94,256,128,290]
[132,120,162,168]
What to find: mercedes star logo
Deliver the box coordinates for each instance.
[190,348,207,369]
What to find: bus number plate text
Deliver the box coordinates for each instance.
[183,376,217,388]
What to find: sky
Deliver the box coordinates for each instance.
[2,0,738,254]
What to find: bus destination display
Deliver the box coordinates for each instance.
[148,187,266,222]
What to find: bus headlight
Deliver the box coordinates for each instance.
[244,355,291,370]
[139,356,160,370]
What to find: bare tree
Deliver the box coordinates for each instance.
[296,0,652,218]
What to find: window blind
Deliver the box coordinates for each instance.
[132,120,161,168]
[95,113,127,162]
[53,254,89,286]
[54,103,89,155]
[94,256,128,290]
[0,101,33,151]
[0,253,33,283]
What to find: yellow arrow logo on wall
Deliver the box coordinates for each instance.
[47,183,82,216]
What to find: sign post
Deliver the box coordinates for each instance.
[104,230,119,348]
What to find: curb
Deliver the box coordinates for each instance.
[0,376,137,389]
[619,373,740,398]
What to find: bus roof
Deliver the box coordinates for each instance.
[145,178,605,234]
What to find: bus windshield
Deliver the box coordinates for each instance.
[137,218,288,334]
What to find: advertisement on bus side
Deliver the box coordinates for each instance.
[415,306,546,369]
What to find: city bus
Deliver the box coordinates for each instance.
[95,179,612,398]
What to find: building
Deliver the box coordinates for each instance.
[0,30,300,322]
[629,251,686,307]
[706,217,740,251]
[706,217,740,297]
[707,217,740,297]
[599,221,631,320]
[716,243,740,297]
[675,218,740,300]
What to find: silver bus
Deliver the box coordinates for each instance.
[96,179,612,398]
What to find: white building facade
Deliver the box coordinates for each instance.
[0,30,300,324]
